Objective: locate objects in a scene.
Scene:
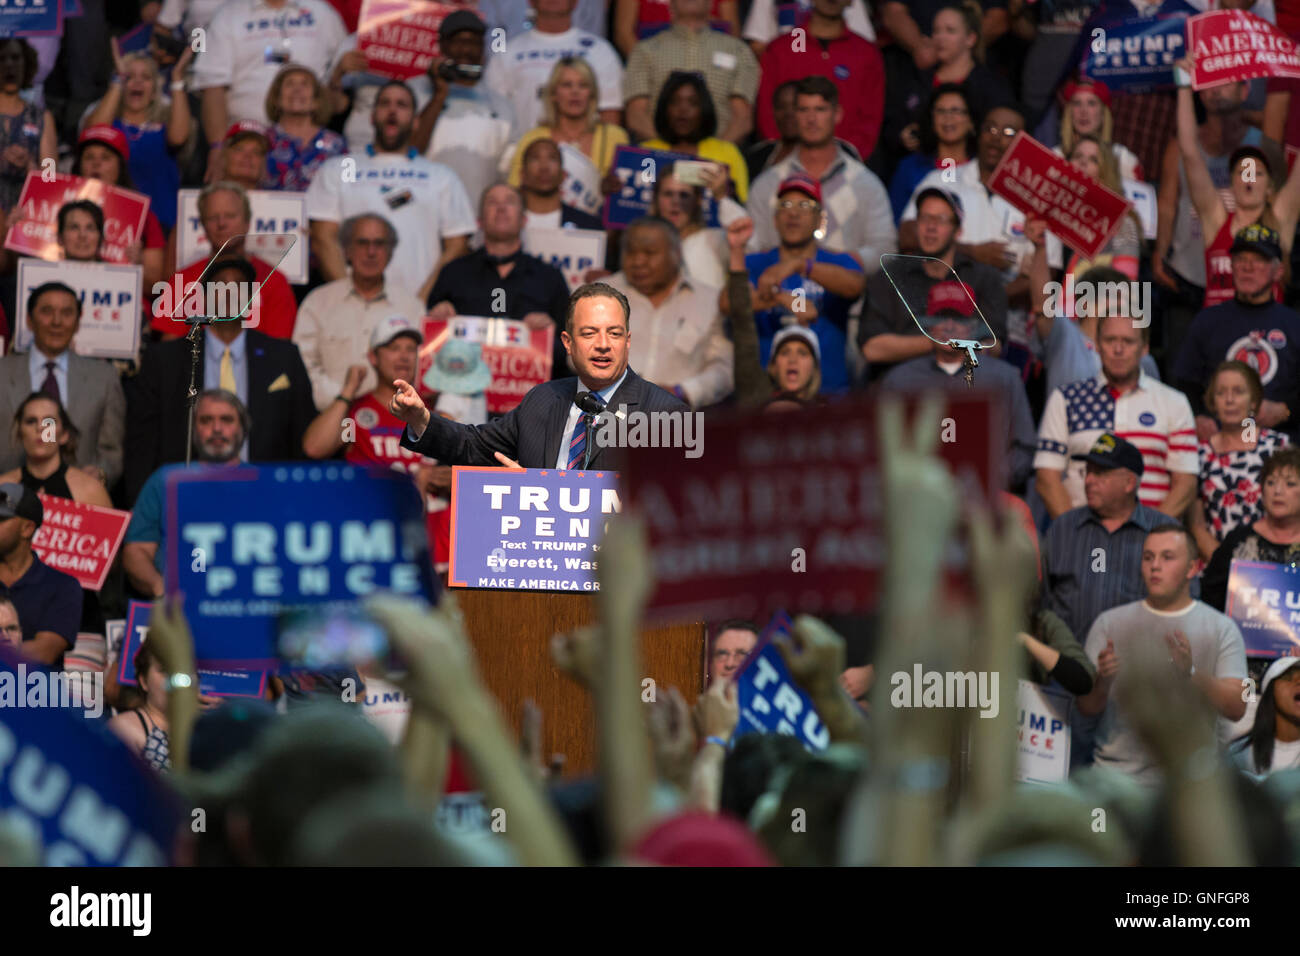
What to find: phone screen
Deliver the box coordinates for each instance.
[278,605,397,673]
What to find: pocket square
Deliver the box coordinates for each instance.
[268,373,290,392]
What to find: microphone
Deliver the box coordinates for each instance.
[575,392,606,416]
[577,392,626,419]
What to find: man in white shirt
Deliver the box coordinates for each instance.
[306,81,476,303]
[192,0,347,180]
[293,212,426,410]
[607,217,733,408]
[483,0,624,134]
[1077,524,1248,786]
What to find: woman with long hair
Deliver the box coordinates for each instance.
[0,37,56,213]
[1189,361,1289,562]
[1055,78,1141,182]
[889,83,976,223]
[641,70,747,201]
[84,42,194,231]
[263,63,346,192]
[506,57,628,216]
[1235,657,1300,777]
[1062,133,1143,281]
[1175,55,1300,308]
[0,393,111,506]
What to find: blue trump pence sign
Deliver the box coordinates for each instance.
[732,612,830,752]
[165,465,437,670]
[449,467,621,592]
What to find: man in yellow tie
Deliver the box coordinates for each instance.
[124,257,318,503]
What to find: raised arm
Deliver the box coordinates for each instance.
[1174,61,1227,237]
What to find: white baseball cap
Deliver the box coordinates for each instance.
[771,325,821,365]
[369,315,423,351]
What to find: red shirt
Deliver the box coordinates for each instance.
[344,394,450,565]
[756,29,884,164]
[324,0,362,32]
[1204,217,1284,309]
[150,254,298,340]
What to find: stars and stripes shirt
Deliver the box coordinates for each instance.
[1034,372,1198,508]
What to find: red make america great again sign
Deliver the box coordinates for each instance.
[988,133,1131,261]
[31,494,131,591]
[623,393,1004,624]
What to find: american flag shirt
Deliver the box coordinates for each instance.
[1034,372,1198,508]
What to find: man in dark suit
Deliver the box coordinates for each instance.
[124,259,317,503]
[391,282,688,468]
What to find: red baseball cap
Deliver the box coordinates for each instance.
[632,811,775,867]
[777,171,822,205]
[78,124,130,162]
[224,120,271,148]
[927,280,977,318]
[1061,77,1112,110]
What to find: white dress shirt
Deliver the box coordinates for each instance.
[555,367,628,470]
[293,277,427,410]
[606,273,733,408]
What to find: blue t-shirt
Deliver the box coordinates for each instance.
[125,463,197,578]
[2,553,82,652]
[746,248,863,392]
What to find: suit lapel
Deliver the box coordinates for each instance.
[244,332,270,438]
[545,380,578,469]
[7,354,29,408]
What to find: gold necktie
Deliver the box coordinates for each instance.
[220,346,236,394]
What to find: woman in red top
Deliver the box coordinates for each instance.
[1175,55,1300,308]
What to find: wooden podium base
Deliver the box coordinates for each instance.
[456,590,706,776]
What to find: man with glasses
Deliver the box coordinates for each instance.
[293,212,426,410]
[710,620,759,683]
[859,187,1006,383]
[744,172,865,391]
[0,597,22,649]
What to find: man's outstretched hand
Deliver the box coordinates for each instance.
[390,379,431,438]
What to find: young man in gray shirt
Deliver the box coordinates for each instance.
[1076,524,1248,785]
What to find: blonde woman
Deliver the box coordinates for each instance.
[263,63,346,192]
[1055,78,1142,182]
[1062,134,1143,283]
[85,43,194,231]
[505,57,628,216]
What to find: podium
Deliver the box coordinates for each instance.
[456,590,706,776]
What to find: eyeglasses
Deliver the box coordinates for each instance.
[349,238,392,249]
[712,649,749,661]
[0,623,20,634]
[934,106,969,117]
[983,125,1021,139]
[917,213,957,226]
[778,199,819,211]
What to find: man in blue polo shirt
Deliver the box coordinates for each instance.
[746,171,866,391]
[0,483,82,666]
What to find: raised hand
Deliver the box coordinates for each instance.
[725,215,754,251]
[694,676,739,742]
[365,592,479,723]
[647,686,697,789]
[550,625,600,689]
[342,363,368,400]
[389,378,430,434]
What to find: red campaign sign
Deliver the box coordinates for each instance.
[4,172,150,265]
[623,393,1004,624]
[1188,10,1300,90]
[419,316,555,414]
[357,0,473,81]
[988,133,1131,261]
[30,494,131,592]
